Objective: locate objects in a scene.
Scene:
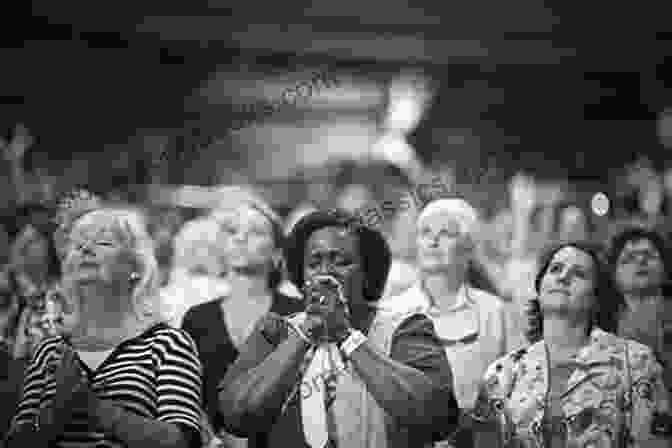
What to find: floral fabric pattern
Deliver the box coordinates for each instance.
[473,328,671,448]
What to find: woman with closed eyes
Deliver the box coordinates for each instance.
[217,209,459,448]
[5,201,203,448]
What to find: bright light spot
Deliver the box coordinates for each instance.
[591,192,610,216]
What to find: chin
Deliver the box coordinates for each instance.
[418,260,452,274]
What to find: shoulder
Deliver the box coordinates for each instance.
[182,298,220,322]
[23,336,64,371]
[393,312,434,336]
[145,324,199,353]
[624,337,661,375]
[591,329,660,377]
[468,287,506,313]
[378,283,428,315]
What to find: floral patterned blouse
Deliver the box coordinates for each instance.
[472,327,671,448]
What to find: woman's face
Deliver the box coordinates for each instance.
[219,206,277,271]
[63,213,138,297]
[416,211,473,274]
[538,246,597,318]
[614,238,665,295]
[303,226,366,307]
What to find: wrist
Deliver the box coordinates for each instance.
[333,325,353,345]
[288,321,314,347]
[339,329,367,359]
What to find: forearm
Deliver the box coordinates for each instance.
[10,164,29,204]
[94,400,191,448]
[4,423,54,448]
[349,341,456,428]
[218,332,311,436]
[510,208,533,258]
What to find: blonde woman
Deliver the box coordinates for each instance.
[5,204,203,448]
[181,193,304,446]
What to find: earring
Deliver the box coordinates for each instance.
[129,272,140,282]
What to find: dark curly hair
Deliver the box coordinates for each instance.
[607,226,672,291]
[284,209,391,301]
[526,241,624,343]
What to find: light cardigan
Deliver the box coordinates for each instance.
[381,282,525,410]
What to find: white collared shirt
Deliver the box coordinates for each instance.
[381,282,524,410]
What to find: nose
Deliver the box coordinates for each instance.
[76,241,95,256]
[554,268,571,285]
[423,232,439,247]
[232,230,248,243]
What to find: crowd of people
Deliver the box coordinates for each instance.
[0,124,672,447]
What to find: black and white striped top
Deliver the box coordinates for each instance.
[10,323,203,448]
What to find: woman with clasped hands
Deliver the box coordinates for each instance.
[217,209,459,448]
[4,206,203,448]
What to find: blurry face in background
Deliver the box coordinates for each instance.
[416,211,473,274]
[218,205,277,272]
[640,178,664,216]
[387,207,418,260]
[614,238,665,295]
[11,224,50,270]
[42,288,76,337]
[538,246,597,318]
[558,206,589,242]
[336,184,374,214]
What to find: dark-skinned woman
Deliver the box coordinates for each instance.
[217,209,459,448]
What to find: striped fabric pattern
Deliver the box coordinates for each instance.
[10,323,203,447]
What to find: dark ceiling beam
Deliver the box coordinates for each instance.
[136,17,574,66]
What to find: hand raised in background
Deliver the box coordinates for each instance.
[509,172,536,215]
[1,124,34,164]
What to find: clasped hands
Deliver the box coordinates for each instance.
[298,276,353,346]
[40,344,100,430]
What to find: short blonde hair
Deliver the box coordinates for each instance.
[62,208,163,324]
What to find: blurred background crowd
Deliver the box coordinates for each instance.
[1,1,671,445]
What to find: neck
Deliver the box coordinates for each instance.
[421,268,465,308]
[543,315,591,352]
[72,284,139,345]
[72,314,140,348]
[226,268,271,300]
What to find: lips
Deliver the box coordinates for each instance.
[547,288,570,295]
[78,260,99,268]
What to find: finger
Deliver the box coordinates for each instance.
[305,304,330,316]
